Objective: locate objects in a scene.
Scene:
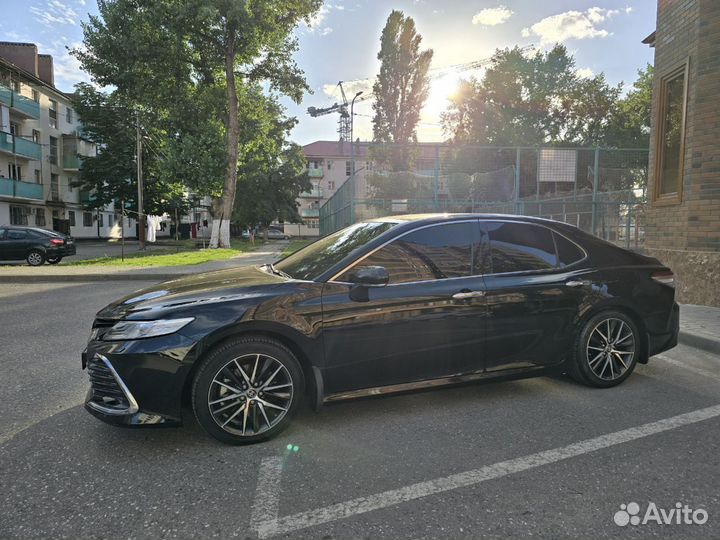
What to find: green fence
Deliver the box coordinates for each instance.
[320,145,648,251]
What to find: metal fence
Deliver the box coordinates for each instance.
[319,145,648,251]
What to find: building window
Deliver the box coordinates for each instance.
[346,161,352,177]
[654,60,688,203]
[31,89,39,102]
[34,169,41,184]
[49,100,58,128]
[32,129,40,143]
[35,208,46,226]
[69,210,76,226]
[50,174,59,201]
[327,160,333,170]
[49,136,58,165]
[11,80,20,93]
[66,107,73,124]
[9,121,19,136]
[98,212,104,227]
[108,214,114,226]
[8,164,22,181]
[328,180,335,190]
[83,212,93,227]
[10,206,29,225]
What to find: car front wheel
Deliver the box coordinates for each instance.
[192,336,305,445]
[569,311,639,388]
[26,250,45,266]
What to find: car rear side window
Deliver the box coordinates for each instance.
[484,222,557,273]
[7,230,28,240]
[554,232,585,267]
[342,222,475,284]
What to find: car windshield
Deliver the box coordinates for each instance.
[275,221,396,281]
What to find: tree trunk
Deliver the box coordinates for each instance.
[210,30,239,249]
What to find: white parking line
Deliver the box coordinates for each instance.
[655,354,720,381]
[252,404,720,539]
[250,456,284,532]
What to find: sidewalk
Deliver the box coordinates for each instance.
[679,304,720,355]
[0,245,284,282]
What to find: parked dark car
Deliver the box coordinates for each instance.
[82,214,679,444]
[0,225,76,265]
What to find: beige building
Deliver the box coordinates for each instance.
[286,140,374,237]
[0,42,135,239]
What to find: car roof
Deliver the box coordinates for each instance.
[0,225,61,235]
[365,213,577,228]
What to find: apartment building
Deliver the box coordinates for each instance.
[0,42,134,239]
[286,140,374,237]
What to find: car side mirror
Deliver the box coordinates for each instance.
[347,266,389,302]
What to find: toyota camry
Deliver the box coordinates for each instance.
[82,214,679,444]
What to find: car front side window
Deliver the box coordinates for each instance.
[338,222,476,285]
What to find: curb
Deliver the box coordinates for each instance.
[678,331,720,356]
[1,273,186,283]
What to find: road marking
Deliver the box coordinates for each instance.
[250,456,284,533]
[655,354,720,382]
[252,404,720,538]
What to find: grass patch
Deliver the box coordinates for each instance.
[281,239,313,258]
[69,239,259,267]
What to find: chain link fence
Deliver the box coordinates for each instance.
[320,145,648,251]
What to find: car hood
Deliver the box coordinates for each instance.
[97,265,287,320]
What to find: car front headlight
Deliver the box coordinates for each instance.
[104,318,195,341]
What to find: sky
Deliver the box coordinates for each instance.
[1,0,656,145]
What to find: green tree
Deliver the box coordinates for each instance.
[604,64,653,148]
[442,45,621,146]
[74,0,321,247]
[372,10,433,171]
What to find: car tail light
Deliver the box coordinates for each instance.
[50,238,65,246]
[651,270,675,288]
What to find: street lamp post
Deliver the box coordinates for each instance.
[350,91,363,176]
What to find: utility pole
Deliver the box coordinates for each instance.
[135,110,146,249]
[350,91,363,176]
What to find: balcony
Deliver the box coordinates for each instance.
[300,208,320,218]
[299,187,324,198]
[307,168,324,178]
[0,178,43,200]
[63,153,83,170]
[0,132,42,160]
[0,84,41,119]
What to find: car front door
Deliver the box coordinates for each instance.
[479,220,590,372]
[320,220,488,395]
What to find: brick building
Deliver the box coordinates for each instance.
[643,0,720,306]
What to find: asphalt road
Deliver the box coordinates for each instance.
[1,281,719,539]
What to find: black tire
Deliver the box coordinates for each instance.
[26,250,45,266]
[47,257,62,264]
[569,310,640,388]
[192,335,305,445]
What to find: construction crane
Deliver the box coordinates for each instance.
[307,81,373,142]
[306,47,535,142]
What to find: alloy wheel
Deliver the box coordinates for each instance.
[207,353,293,436]
[586,317,636,381]
[27,252,44,266]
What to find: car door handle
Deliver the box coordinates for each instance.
[452,290,486,300]
[565,280,587,287]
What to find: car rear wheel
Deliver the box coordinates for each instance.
[26,250,45,266]
[192,336,304,445]
[569,311,639,388]
[47,257,62,264]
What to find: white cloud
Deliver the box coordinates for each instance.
[322,79,373,100]
[30,0,78,26]
[576,67,594,79]
[472,6,514,26]
[303,5,334,36]
[521,7,626,45]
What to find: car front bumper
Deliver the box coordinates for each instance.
[82,333,199,427]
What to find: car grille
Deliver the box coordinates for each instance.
[86,355,138,415]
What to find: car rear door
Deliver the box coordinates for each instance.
[479,220,590,373]
[320,220,488,394]
[4,228,30,260]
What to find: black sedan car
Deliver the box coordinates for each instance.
[0,225,76,265]
[82,214,679,444]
